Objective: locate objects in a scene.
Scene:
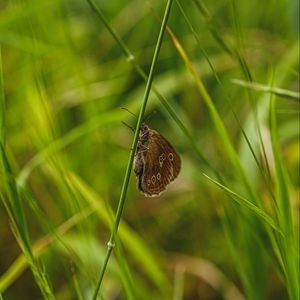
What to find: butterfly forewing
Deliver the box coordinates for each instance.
[134,126,181,197]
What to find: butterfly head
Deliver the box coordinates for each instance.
[140,123,149,133]
[139,123,150,142]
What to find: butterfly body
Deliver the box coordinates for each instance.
[134,124,181,197]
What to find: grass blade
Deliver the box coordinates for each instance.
[0,47,4,144]
[203,173,281,233]
[0,47,55,300]
[232,79,300,101]
[86,1,175,297]
[270,96,299,300]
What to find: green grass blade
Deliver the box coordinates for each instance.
[175,0,276,200]
[17,110,122,186]
[0,47,55,300]
[0,47,4,144]
[270,97,299,300]
[0,204,98,292]
[203,173,281,233]
[192,0,233,56]
[1,0,298,299]
[85,0,215,176]
[232,79,300,101]
[0,144,31,249]
[69,173,168,290]
[0,144,56,300]
[114,240,137,300]
[71,267,84,300]
[88,1,175,297]
[167,29,257,202]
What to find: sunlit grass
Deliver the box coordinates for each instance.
[0,0,298,299]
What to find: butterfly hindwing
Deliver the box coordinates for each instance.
[139,130,181,196]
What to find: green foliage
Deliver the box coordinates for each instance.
[0,0,298,299]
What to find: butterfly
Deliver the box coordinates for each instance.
[134,123,181,197]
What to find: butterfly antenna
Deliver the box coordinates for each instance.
[121,121,135,132]
[143,109,157,123]
[121,107,137,118]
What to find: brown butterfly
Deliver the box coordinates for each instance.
[134,123,181,197]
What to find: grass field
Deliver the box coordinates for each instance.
[0,0,299,299]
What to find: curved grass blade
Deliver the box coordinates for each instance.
[202,173,282,234]
[0,47,55,300]
[270,97,299,300]
[232,79,300,101]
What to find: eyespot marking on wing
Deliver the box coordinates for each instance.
[159,154,165,167]
[151,175,156,184]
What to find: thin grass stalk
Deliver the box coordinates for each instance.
[0,204,98,292]
[0,55,16,224]
[192,0,253,82]
[13,162,168,293]
[85,0,217,177]
[202,173,281,233]
[229,0,252,81]
[16,0,221,190]
[90,1,174,299]
[0,145,31,250]
[192,0,274,199]
[0,47,5,144]
[179,1,273,295]
[192,0,272,206]
[0,48,55,300]
[175,0,277,203]
[166,28,258,203]
[192,0,234,56]
[151,12,284,292]
[270,97,299,300]
[114,240,136,300]
[17,111,122,186]
[106,186,138,299]
[229,0,274,205]
[174,22,283,282]
[164,32,274,298]
[17,0,217,187]
[71,268,84,300]
[104,182,137,299]
[0,147,56,300]
[174,5,285,280]
[232,79,300,101]
[0,48,31,252]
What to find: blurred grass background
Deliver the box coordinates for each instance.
[0,0,299,299]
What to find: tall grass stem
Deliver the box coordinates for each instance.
[88,1,174,299]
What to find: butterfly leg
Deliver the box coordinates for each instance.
[136,144,149,154]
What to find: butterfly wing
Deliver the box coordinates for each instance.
[139,130,181,197]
